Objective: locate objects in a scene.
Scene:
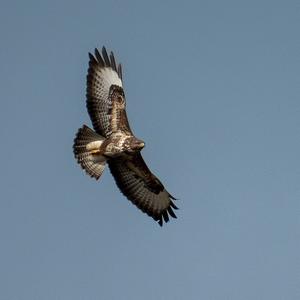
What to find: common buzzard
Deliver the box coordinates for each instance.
[73,47,178,226]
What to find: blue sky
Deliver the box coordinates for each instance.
[0,0,299,299]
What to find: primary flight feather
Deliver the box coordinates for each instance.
[73,47,178,226]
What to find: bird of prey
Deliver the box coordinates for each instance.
[73,47,178,226]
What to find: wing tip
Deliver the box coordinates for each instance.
[169,193,178,200]
[153,198,179,227]
[101,46,111,66]
[158,217,163,227]
[88,46,122,80]
[167,206,177,219]
[170,200,179,210]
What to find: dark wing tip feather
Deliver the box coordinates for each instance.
[170,201,179,210]
[88,52,98,65]
[169,193,178,200]
[110,51,117,72]
[118,64,123,79]
[158,216,163,227]
[102,46,111,66]
[167,206,177,218]
[153,199,178,227]
[162,210,169,223]
[94,48,105,66]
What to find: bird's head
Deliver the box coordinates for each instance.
[131,138,145,151]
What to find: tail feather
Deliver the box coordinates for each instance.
[73,125,107,180]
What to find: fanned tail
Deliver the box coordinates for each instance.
[73,125,107,180]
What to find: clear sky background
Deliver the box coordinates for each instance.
[0,0,299,299]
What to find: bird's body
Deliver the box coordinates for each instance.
[73,47,178,226]
[103,132,145,157]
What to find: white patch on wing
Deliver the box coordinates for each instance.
[101,68,122,87]
[95,68,122,102]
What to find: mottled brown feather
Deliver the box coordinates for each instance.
[109,85,132,134]
[108,153,177,226]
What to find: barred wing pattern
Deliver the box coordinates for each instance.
[108,153,178,226]
[75,46,178,226]
[86,47,128,137]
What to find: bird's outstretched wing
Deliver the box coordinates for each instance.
[108,153,178,226]
[86,47,132,137]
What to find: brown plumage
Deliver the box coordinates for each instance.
[73,47,178,226]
